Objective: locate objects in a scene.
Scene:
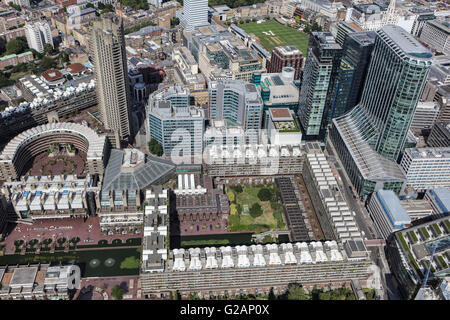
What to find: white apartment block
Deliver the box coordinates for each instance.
[24,21,53,54]
[400,148,450,191]
[419,20,450,55]
[180,0,208,32]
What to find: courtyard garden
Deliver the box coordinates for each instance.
[226,184,285,232]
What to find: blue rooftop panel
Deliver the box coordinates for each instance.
[376,190,411,227]
[429,188,450,214]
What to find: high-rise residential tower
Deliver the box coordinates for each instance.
[297,32,342,139]
[90,14,132,148]
[180,0,209,32]
[24,21,53,53]
[328,31,376,120]
[330,25,432,198]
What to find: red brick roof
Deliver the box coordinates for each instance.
[41,69,63,82]
[65,63,86,75]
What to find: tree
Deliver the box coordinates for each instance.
[287,284,310,300]
[6,38,28,55]
[231,185,243,193]
[257,188,272,201]
[39,57,57,72]
[148,138,163,156]
[111,285,125,300]
[228,213,240,226]
[120,256,140,269]
[249,203,263,218]
[43,43,53,55]
[170,17,180,28]
[227,190,235,202]
[8,2,21,11]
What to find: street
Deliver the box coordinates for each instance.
[324,140,404,300]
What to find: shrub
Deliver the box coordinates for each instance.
[257,188,273,201]
[111,285,124,300]
[228,214,240,226]
[227,190,235,203]
[230,203,238,215]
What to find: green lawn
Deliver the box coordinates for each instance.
[227,185,285,231]
[239,20,309,54]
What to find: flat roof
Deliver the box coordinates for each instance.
[10,267,38,287]
[269,108,292,120]
[429,188,450,213]
[379,25,432,60]
[376,190,411,226]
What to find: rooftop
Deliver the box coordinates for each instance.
[65,63,86,75]
[406,147,450,159]
[379,25,432,60]
[376,190,411,227]
[101,149,175,192]
[41,69,64,82]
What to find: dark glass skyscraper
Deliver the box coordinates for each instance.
[298,32,341,139]
[329,31,376,120]
[330,25,432,198]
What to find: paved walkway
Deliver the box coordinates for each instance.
[3,216,141,255]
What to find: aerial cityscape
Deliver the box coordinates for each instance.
[0,0,448,304]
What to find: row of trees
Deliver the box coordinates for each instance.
[208,0,265,9]
[119,0,148,10]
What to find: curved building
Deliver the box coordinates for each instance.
[330,25,432,199]
[0,122,108,180]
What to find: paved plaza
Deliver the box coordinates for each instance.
[3,216,141,254]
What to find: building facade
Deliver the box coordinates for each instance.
[328,31,375,120]
[400,148,450,191]
[298,32,341,139]
[367,190,411,240]
[330,26,432,198]
[267,46,303,80]
[419,20,450,55]
[90,14,132,148]
[24,21,53,54]
[147,85,204,157]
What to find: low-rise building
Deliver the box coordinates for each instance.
[1,175,100,222]
[0,51,33,70]
[99,149,175,233]
[367,190,412,240]
[425,188,450,218]
[142,187,168,273]
[386,216,450,299]
[0,264,78,300]
[304,148,366,243]
[400,199,433,222]
[256,67,300,126]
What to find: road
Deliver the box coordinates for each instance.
[325,140,404,299]
[324,142,379,240]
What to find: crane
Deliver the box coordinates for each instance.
[417,243,438,300]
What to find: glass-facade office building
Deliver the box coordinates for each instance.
[329,32,376,120]
[330,25,432,199]
[298,32,342,139]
